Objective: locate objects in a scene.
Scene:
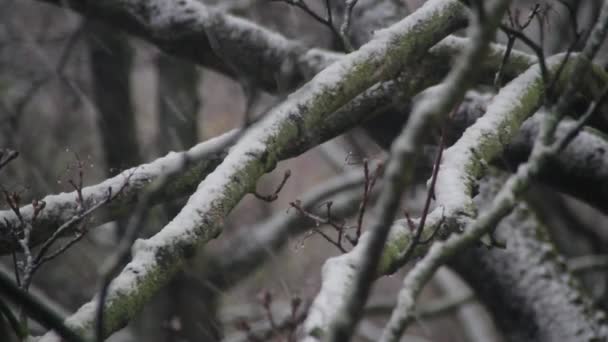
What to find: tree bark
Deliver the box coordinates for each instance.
[450,176,608,342]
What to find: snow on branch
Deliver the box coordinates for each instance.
[39,1,468,339]
[303,51,584,340]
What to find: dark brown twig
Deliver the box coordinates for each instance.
[253,169,291,202]
[495,5,541,90]
[289,200,347,253]
[353,159,383,244]
[234,293,307,342]
[398,127,446,264]
[270,0,347,50]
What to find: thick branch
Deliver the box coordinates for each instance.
[204,169,368,288]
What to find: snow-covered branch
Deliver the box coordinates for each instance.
[507,113,608,213]
[39,1,468,339]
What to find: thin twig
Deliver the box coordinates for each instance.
[253,169,291,202]
[289,200,347,253]
[0,296,26,338]
[556,86,608,152]
[398,127,446,264]
[494,4,541,90]
[499,25,550,92]
[354,160,383,244]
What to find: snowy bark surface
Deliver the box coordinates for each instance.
[451,175,608,342]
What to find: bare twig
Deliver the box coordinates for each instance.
[354,159,384,244]
[289,200,348,253]
[253,169,291,202]
[398,128,446,265]
[13,170,133,295]
[557,0,580,37]
[0,129,238,256]
[499,25,549,93]
[0,296,26,338]
[556,86,608,152]
[289,160,383,252]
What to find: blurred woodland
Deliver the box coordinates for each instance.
[1,0,608,341]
